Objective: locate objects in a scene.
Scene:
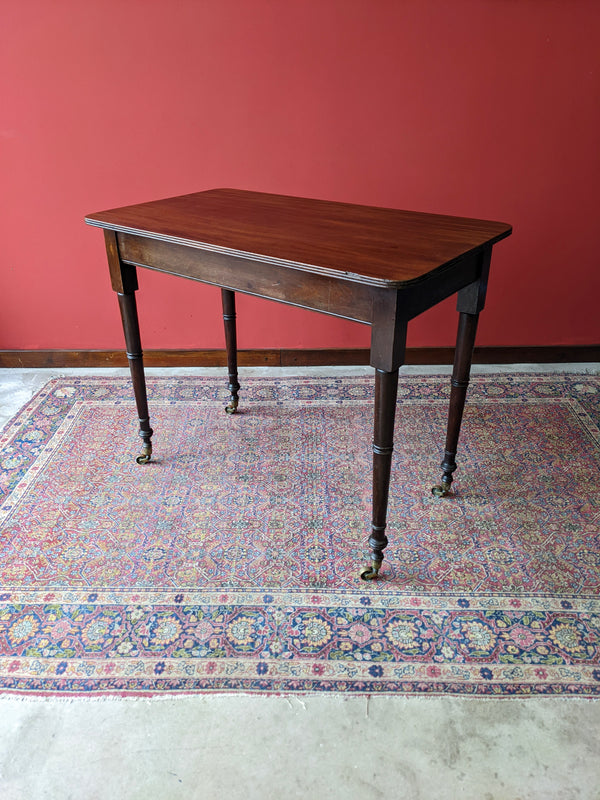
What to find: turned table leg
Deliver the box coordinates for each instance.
[117,291,153,464]
[432,247,491,498]
[102,230,153,465]
[360,367,399,580]
[431,313,479,497]
[221,289,240,414]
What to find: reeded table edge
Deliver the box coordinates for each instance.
[85,216,511,290]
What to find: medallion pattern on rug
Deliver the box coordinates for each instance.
[0,374,599,695]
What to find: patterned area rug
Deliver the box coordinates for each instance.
[0,373,599,696]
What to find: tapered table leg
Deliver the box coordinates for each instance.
[117,291,153,464]
[221,289,240,414]
[432,311,479,496]
[360,368,399,580]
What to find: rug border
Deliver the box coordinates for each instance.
[1,373,599,698]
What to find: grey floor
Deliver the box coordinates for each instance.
[1,365,599,800]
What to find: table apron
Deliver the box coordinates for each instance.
[117,232,376,324]
[116,232,485,328]
[398,251,483,321]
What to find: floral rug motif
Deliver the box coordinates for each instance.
[0,373,599,696]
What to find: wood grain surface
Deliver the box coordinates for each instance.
[86,189,512,288]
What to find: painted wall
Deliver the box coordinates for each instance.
[2,0,599,351]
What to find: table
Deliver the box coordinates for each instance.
[85,189,511,579]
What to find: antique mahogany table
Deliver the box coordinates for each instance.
[86,189,511,579]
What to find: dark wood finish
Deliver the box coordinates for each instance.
[117,292,153,463]
[432,248,490,495]
[368,368,400,576]
[86,189,511,288]
[2,345,599,369]
[280,349,371,367]
[221,289,240,413]
[103,229,138,294]
[103,229,153,462]
[117,233,377,324]
[435,313,480,494]
[370,292,408,372]
[85,188,512,577]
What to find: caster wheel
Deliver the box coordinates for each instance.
[136,444,152,465]
[431,484,451,498]
[225,402,238,415]
[359,564,380,581]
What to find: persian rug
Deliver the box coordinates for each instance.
[0,373,599,697]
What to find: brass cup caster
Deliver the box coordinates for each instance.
[136,444,152,465]
[431,482,451,498]
[225,399,239,415]
[359,562,381,581]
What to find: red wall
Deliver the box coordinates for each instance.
[2,0,599,351]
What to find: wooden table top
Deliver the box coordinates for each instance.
[86,189,512,289]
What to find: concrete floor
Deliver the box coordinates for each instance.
[1,365,599,800]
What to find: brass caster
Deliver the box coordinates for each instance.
[359,563,380,581]
[225,399,238,415]
[431,483,451,498]
[136,445,152,465]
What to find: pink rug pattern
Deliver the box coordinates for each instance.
[0,374,598,695]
